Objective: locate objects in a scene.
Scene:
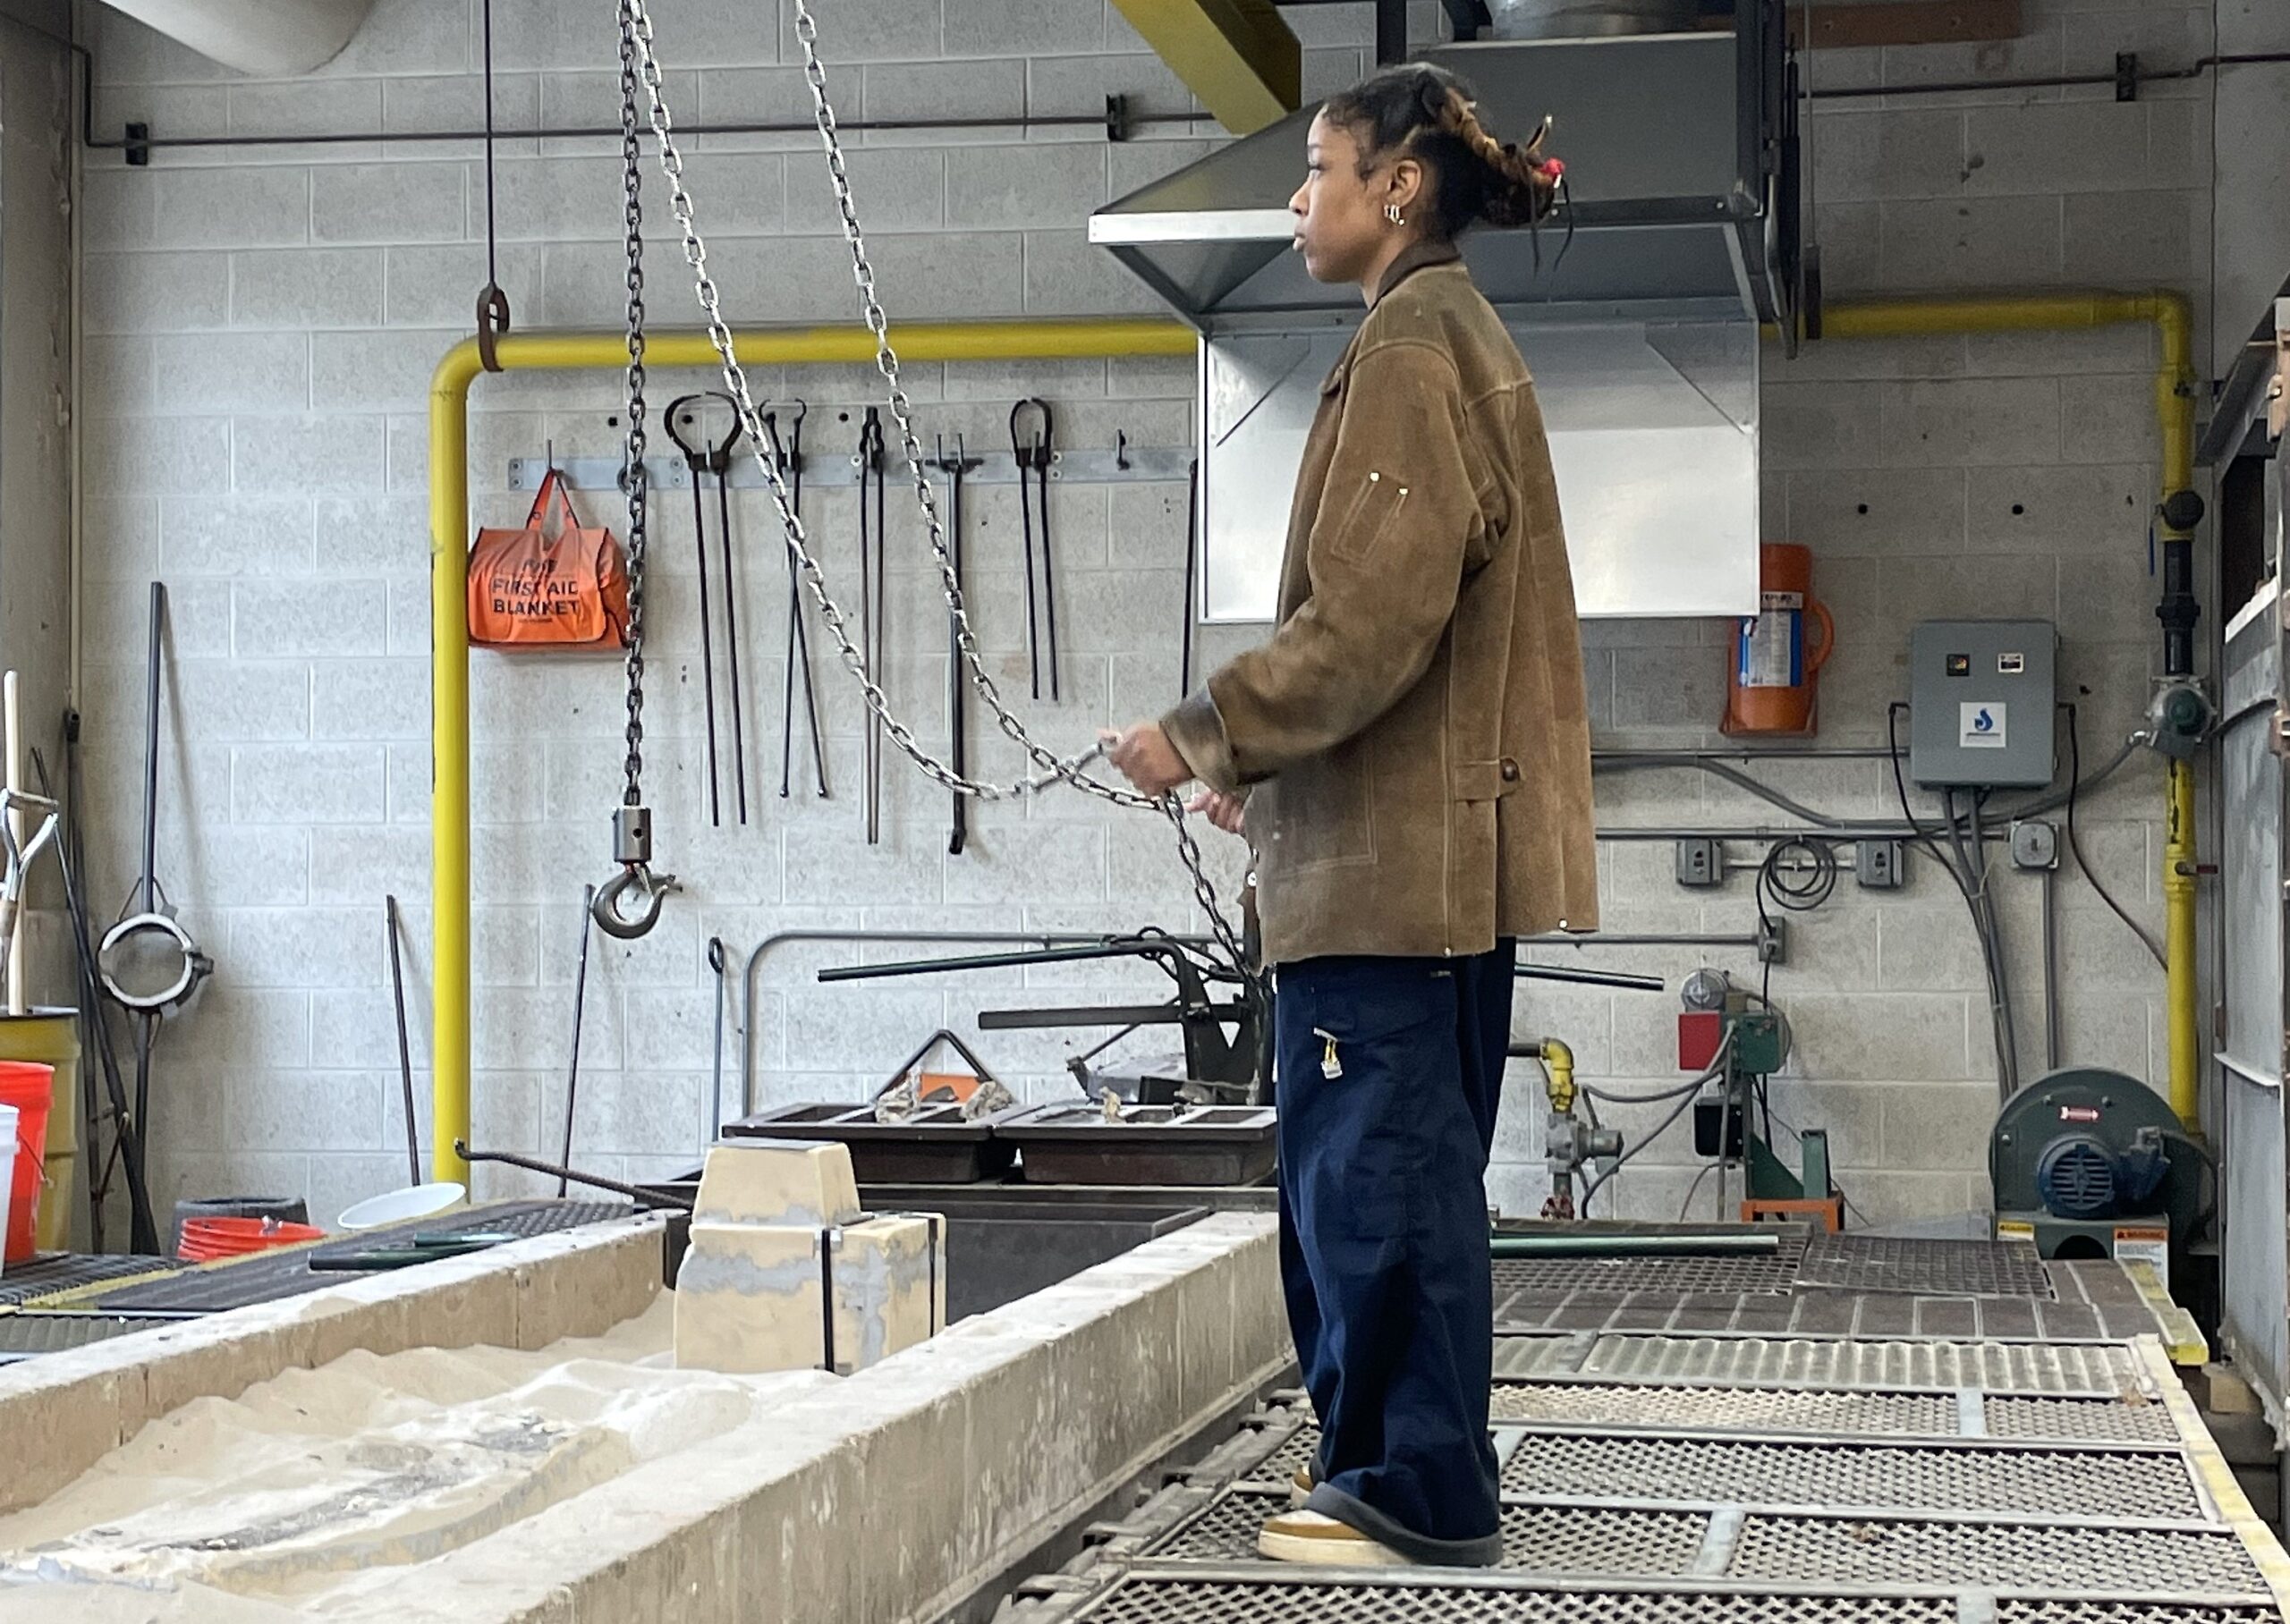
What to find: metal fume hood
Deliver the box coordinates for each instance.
[1098,15,1798,622]
[1090,26,1799,330]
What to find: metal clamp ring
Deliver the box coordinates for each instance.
[98,910,214,1011]
[591,865,678,940]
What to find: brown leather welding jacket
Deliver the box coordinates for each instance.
[1161,240,1599,965]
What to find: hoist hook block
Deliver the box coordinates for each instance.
[475,283,513,374]
[593,865,678,940]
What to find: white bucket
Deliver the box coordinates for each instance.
[336,1180,467,1231]
[0,1104,15,1279]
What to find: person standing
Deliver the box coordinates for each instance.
[1103,62,1598,1569]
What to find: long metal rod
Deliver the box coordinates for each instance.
[455,1140,692,1210]
[386,895,420,1187]
[135,582,163,917]
[688,462,722,825]
[715,454,749,822]
[557,884,595,1197]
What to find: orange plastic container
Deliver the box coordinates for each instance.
[0,1062,53,1264]
[177,1215,326,1262]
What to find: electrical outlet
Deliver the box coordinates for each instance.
[1675,837,1721,888]
[1855,839,1904,890]
[2011,819,2059,870]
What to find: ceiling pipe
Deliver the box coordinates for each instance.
[98,0,377,76]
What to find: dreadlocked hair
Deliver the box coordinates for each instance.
[1320,62,1565,241]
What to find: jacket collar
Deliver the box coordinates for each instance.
[1371,237,1463,305]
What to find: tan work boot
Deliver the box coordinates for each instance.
[1256,1509,1410,1567]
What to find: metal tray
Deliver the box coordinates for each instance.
[725,1102,1022,1183]
[996,1104,1277,1187]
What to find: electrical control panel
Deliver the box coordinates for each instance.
[1908,621,2058,789]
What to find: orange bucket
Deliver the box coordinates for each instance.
[177,1215,326,1262]
[0,1062,53,1264]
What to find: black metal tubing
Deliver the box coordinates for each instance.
[1374,0,1407,64]
[70,41,1200,157]
[456,1140,691,1210]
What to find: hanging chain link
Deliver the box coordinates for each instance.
[616,0,649,811]
[620,0,1255,986]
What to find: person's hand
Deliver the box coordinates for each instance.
[1100,722,1191,796]
[1185,788,1246,835]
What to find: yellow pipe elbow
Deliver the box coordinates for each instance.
[428,319,1193,1187]
[1539,1037,1576,1114]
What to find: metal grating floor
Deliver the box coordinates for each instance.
[1151,1490,1710,1574]
[976,1280,2286,1624]
[1148,1487,2265,1597]
[1056,1577,1962,1622]
[1728,1518,2264,1593]
[1488,1382,1957,1434]
[1799,1235,2057,1299]
[1499,1433,2200,1518]
[1500,1332,2151,1395]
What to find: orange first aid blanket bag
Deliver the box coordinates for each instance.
[468,470,631,649]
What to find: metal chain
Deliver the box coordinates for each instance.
[621,0,1254,985]
[616,1,649,810]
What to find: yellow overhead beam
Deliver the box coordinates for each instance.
[1112,0,1302,135]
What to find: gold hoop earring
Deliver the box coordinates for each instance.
[1384,203,1404,225]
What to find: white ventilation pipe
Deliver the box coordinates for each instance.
[98,0,377,76]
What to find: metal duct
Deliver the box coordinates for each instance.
[97,0,377,76]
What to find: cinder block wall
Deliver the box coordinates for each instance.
[71,0,2233,1230]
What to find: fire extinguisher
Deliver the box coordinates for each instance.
[1722,543,1834,736]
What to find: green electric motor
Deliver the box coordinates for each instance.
[1989,1067,2206,1269]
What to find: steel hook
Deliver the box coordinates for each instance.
[475,283,513,373]
[591,863,679,941]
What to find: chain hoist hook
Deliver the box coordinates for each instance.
[592,805,679,940]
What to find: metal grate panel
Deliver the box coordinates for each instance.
[1564,1335,2146,1395]
[1248,1429,1317,1488]
[0,1311,180,1360]
[1997,1608,2282,1624]
[0,1251,173,1305]
[1731,1518,2265,1594]
[1798,1235,2056,1299]
[1986,1394,2180,1442]
[1490,1249,1802,1298]
[1489,1383,1955,1436]
[1070,1577,1957,1622]
[1151,1488,1707,1576]
[1499,1434,2201,1518]
[88,1202,631,1313]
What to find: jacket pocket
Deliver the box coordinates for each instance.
[1266,738,1377,873]
[1322,469,1412,565]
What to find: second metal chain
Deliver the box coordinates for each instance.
[616,0,649,811]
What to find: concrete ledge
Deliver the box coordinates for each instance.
[321,1211,1285,1624]
[0,1214,666,1515]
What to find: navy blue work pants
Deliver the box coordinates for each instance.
[1274,942,1513,1566]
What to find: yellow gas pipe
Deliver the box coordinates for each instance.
[428,321,1193,1183]
[428,296,2202,1179]
[1813,293,2200,1130]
